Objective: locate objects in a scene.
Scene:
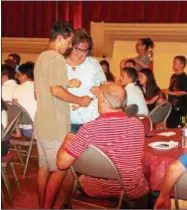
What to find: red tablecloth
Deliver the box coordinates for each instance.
[143,128,186,192]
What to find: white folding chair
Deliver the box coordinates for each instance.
[149,102,172,130]
[70,145,125,209]
[5,100,37,178]
[125,104,139,117]
[174,171,187,209]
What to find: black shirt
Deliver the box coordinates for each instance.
[168,72,187,114]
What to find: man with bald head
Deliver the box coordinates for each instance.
[57,83,149,208]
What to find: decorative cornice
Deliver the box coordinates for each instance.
[91,22,187,57]
[2,37,48,54]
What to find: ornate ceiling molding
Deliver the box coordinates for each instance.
[2,37,48,54]
[91,22,187,57]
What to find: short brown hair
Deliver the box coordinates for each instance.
[174,55,186,68]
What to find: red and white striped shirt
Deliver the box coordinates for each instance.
[66,111,149,199]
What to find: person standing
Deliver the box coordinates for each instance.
[65,28,107,134]
[34,21,92,209]
[165,56,187,128]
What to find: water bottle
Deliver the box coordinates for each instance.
[182,125,187,148]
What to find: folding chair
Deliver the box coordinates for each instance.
[149,102,172,130]
[2,113,22,204]
[125,104,139,117]
[70,145,125,209]
[174,171,187,209]
[5,100,37,178]
[137,114,153,134]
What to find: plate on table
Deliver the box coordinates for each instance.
[148,141,178,150]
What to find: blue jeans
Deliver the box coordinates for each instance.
[71,124,83,134]
[21,129,33,138]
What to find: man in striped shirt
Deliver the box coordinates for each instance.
[57,83,149,207]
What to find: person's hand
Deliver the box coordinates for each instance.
[79,96,93,107]
[71,103,81,111]
[90,86,100,97]
[154,195,171,209]
[68,79,82,88]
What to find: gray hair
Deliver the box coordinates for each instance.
[102,84,127,110]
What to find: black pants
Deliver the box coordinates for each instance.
[121,191,153,209]
[166,108,186,128]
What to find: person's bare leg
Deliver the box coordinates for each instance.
[37,167,50,208]
[61,169,75,207]
[44,170,68,209]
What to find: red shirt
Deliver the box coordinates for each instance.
[66,111,149,199]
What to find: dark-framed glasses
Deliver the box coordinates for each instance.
[73,46,89,53]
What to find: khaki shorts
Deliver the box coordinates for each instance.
[37,139,63,171]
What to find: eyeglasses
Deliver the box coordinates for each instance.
[73,46,89,53]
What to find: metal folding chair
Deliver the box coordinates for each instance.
[174,171,187,209]
[5,100,37,178]
[70,145,125,209]
[149,102,172,130]
[124,104,139,117]
[137,114,153,134]
[2,113,22,204]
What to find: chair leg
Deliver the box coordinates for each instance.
[23,138,34,178]
[175,197,179,209]
[10,162,22,195]
[2,190,5,203]
[2,168,13,204]
[13,144,25,165]
[3,167,11,189]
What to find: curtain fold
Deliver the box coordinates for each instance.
[2,1,187,38]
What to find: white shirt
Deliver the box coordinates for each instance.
[2,80,18,101]
[67,56,107,124]
[125,83,148,116]
[13,81,37,129]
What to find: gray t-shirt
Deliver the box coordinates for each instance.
[34,50,70,141]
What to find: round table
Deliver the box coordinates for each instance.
[143,128,187,191]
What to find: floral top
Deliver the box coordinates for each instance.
[136,55,151,71]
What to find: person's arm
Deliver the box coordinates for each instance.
[146,95,160,105]
[154,159,186,209]
[50,85,92,107]
[57,133,76,169]
[57,125,91,170]
[49,59,92,107]
[163,89,187,96]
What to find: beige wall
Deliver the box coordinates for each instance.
[111,41,187,89]
[2,36,187,89]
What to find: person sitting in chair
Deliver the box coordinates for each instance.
[57,83,150,209]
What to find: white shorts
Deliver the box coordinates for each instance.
[37,139,63,171]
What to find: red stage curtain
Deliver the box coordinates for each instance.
[2,1,187,38]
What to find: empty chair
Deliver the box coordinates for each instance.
[137,114,153,134]
[5,100,37,178]
[2,113,22,204]
[174,171,187,209]
[70,145,125,209]
[125,104,139,117]
[149,102,172,130]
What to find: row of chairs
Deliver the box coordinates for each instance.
[125,101,172,133]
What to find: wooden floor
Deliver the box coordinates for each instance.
[2,147,68,209]
[2,148,187,209]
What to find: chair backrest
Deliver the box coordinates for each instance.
[72,145,124,189]
[174,171,187,201]
[5,101,33,126]
[137,114,153,133]
[125,104,139,117]
[149,102,172,125]
[2,112,21,142]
